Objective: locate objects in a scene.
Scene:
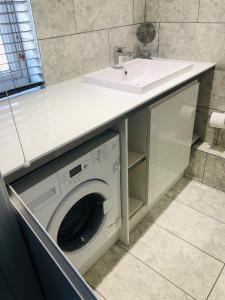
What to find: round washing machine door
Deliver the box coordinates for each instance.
[47,180,112,252]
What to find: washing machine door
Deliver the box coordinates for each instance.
[47,180,112,252]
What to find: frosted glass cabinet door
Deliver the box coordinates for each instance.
[148,82,199,207]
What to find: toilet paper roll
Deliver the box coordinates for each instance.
[210,112,225,129]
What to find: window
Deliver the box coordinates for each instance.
[0,0,44,99]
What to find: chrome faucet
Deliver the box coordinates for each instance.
[113,47,133,69]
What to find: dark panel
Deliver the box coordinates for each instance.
[0,175,44,300]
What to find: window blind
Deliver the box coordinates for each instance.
[0,0,44,99]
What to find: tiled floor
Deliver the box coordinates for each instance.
[85,178,225,300]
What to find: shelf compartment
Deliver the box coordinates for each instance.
[128,151,145,170]
[129,196,144,218]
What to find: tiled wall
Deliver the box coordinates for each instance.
[31,0,152,86]
[145,0,225,147]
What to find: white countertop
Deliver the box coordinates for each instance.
[1,58,215,177]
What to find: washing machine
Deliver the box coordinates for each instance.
[12,131,121,274]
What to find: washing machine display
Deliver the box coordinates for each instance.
[13,132,121,274]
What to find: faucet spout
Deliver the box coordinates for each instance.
[113,47,133,69]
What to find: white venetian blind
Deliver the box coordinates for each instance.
[0,0,44,99]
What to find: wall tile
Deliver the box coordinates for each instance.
[134,0,145,23]
[73,0,133,32]
[159,23,225,67]
[108,23,159,64]
[199,0,225,22]
[146,0,199,22]
[31,0,76,39]
[203,154,225,192]
[39,30,109,85]
[195,141,225,159]
[217,130,225,147]
[197,70,214,108]
[194,107,219,145]
[184,149,207,182]
[210,70,225,111]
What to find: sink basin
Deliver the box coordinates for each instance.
[83,58,193,94]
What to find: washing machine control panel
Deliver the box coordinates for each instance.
[60,159,89,186]
[58,136,119,195]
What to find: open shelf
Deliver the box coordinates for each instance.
[129,196,144,218]
[128,151,145,169]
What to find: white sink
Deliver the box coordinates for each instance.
[83,58,193,94]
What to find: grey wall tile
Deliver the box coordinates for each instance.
[108,25,142,63]
[210,70,225,111]
[194,107,219,145]
[73,0,133,32]
[217,129,225,148]
[203,154,225,192]
[134,0,145,23]
[184,149,207,182]
[197,70,214,108]
[194,141,225,159]
[31,0,76,39]
[159,23,225,67]
[108,23,159,64]
[39,30,109,85]
[199,0,225,22]
[146,0,199,22]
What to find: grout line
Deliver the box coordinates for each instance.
[71,0,77,33]
[216,129,220,145]
[184,176,225,196]
[116,243,197,300]
[206,264,225,300]
[157,22,160,57]
[107,29,110,65]
[197,0,201,22]
[144,216,225,265]
[38,22,142,41]
[193,146,225,162]
[87,282,107,300]
[144,0,147,22]
[202,152,208,183]
[166,194,225,225]
[197,106,225,113]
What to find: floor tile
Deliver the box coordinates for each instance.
[85,245,193,300]
[208,267,225,300]
[146,196,225,262]
[167,178,225,223]
[127,219,222,300]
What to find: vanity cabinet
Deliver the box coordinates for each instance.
[147,82,199,207]
[122,81,199,238]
